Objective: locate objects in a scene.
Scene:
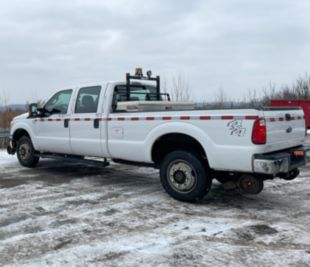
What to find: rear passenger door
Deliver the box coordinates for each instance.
[70,86,104,157]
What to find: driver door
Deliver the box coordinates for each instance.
[33,89,73,154]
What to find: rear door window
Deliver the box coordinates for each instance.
[75,86,101,113]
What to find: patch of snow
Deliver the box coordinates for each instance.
[0,149,16,166]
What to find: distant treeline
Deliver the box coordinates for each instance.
[0,109,26,148]
[205,73,310,109]
[0,109,26,130]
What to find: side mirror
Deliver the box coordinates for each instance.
[29,103,38,118]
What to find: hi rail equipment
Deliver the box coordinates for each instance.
[125,68,170,101]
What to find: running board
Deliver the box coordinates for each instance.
[36,153,110,167]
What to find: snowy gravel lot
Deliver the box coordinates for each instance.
[0,149,310,267]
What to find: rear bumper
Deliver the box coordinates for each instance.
[253,146,310,176]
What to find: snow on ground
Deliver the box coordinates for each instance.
[0,149,15,165]
[1,150,310,266]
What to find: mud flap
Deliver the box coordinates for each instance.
[7,145,16,155]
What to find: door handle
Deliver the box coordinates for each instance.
[64,119,70,128]
[285,113,291,121]
[94,118,100,129]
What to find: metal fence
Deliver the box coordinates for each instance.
[0,130,10,138]
[0,130,10,148]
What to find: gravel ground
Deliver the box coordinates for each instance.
[0,150,310,267]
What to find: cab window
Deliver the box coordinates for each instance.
[112,85,163,112]
[75,86,101,113]
[45,89,73,114]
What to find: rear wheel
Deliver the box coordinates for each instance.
[16,136,40,168]
[160,150,212,202]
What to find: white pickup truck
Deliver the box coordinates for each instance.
[7,70,310,202]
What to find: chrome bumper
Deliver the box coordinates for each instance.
[253,146,310,175]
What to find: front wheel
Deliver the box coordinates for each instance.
[160,151,212,202]
[16,136,40,168]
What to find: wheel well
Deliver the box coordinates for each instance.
[13,129,30,143]
[151,133,207,165]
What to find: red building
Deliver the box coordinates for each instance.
[270,100,310,128]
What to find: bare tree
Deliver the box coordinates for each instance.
[0,91,10,130]
[293,74,310,99]
[261,73,310,102]
[245,88,261,107]
[260,82,277,106]
[0,91,10,148]
[170,74,191,102]
[216,87,227,105]
[198,72,310,109]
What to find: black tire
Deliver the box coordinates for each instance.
[16,136,40,168]
[160,150,212,202]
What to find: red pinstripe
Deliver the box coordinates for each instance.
[180,116,190,120]
[36,115,305,122]
[162,116,172,120]
[245,116,259,120]
[200,116,211,120]
[221,116,234,120]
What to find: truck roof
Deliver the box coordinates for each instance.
[57,81,155,91]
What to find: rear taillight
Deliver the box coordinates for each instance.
[252,118,266,145]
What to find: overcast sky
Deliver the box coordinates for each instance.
[0,0,310,104]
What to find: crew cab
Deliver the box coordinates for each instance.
[7,69,310,202]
